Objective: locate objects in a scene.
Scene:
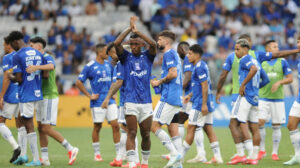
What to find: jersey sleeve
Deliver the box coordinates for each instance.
[222,53,233,71]
[78,65,89,82]
[240,56,254,70]
[259,68,270,88]
[12,53,22,73]
[257,51,272,63]
[164,52,177,69]
[112,66,117,83]
[196,65,208,83]
[2,56,11,72]
[116,63,124,80]
[43,54,56,67]
[183,57,193,72]
[144,50,155,63]
[281,59,292,75]
[118,49,130,64]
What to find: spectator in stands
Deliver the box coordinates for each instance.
[63,44,74,74]
[56,76,64,95]
[9,0,23,15]
[29,3,43,20]
[0,0,10,15]
[21,26,30,44]
[64,16,76,33]
[103,28,116,44]
[65,83,80,96]
[66,0,82,16]
[42,0,58,19]
[286,21,297,39]
[48,28,56,46]
[73,34,84,65]
[139,0,152,31]
[168,17,185,40]
[85,0,98,15]
[16,3,29,21]
[62,30,73,50]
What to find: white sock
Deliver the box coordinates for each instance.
[182,141,191,158]
[18,126,27,156]
[251,146,259,159]
[290,129,300,157]
[155,129,178,155]
[119,129,127,160]
[0,123,19,149]
[41,147,48,160]
[272,126,281,155]
[141,150,150,165]
[210,141,222,159]
[178,124,185,139]
[27,132,39,162]
[92,142,100,156]
[115,142,121,160]
[259,126,266,151]
[236,143,245,156]
[135,136,139,163]
[195,127,205,156]
[127,150,136,167]
[171,136,183,154]
[244,139,253,158]
[62,139,73,151]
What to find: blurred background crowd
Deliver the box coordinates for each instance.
[0,0,299,96]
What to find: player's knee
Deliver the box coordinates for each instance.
[127,129,137,139]
[93,123,102,132]
[111,123,120,132]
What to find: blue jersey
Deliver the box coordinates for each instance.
[183,56,193,96]
[118,50,154,104]
[297,62,300,103]
[78,60,115,108]
[160,49,183,106]
[239,55,261,106]
[12,47,44,103]
[115,62,125,107]
[2,51,19,104]
[191,60,214,112]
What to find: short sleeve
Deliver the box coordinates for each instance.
[196,66,208,83]
[240,56,254,70]
[144,50,155,63]
[281,59,292,75]
[257,51,272,63]
[164,52,176,69]
[183,57,193,72]
[222,53,233,71]
[112,66,117,83]
[116,63,124,80]
[118,49,130,64]
[12,54,22,73]
[43,54,56,67]
[78,65,89,82]
[2,56,11,72]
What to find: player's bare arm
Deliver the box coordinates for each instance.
[0,70,11,110]
[201,80,209,116]
[271,73,293,93]
[75,80,99,100]
[151,67,177,87]
[101,80,123,109]
[183,71,192,89]
[216,70,229,103]
[26,64,54,73]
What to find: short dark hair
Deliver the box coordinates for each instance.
[95,43,106,52]
[178,41,189,48]
[264,40,276,48]
[238,34,251,40]
[106,42,115,55]
[189,44,203,56]
[30,36,47,48]
[8,31,24,43]
[130,33,139,39]
[158,30,175,41]
[4,36,10,44]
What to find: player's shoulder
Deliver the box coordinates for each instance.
[43,52,54,58]
[86,60,95,67]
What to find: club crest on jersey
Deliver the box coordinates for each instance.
[135,62,141,70]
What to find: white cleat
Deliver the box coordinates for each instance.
[186,155,207,163]
[40,159,50,166]
[68,147,79,165]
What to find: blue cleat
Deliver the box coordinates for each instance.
[13,155,28,165]
[164,153,182,168]
[25,160,41,166]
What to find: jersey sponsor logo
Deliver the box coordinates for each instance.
[130,70,147,77]
[117,72,121,76]
[97,77,111,82]
[166,61,174,66]
[3,64,8,69]
[35,90,41,97]
[79,74,84,78]
[25,50,36,56]
[94,66,98,69]
[267,72,278,78]
[199,74,207,79]
[184,65,191,69]
[97,71,100,74]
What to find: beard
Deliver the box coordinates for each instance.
[179,53,185,60]
[158,45,165,51]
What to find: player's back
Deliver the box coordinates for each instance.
[160,49,183,107]
[13,47,44,103]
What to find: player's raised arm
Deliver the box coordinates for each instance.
[271,48,300,59]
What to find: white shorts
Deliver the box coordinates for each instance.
[180,102,192,115]
[153,101,181,125]
[188,109,213,127]
[118,106,126,125]
[36,98,59,125]
[289,101,300,118]
[258,100,286,124]
[92,104,118,123]
[231,96,258,123]
[19,101,40,118]
[0,102,19,120]
[124,103,152,124]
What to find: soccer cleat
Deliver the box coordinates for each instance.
[140,164,148,168]
[161,154,170,160]
[68,147,79,165]
[205,157,223,164]
[283,156,300,165]
[164,153,182,168]
[25,160,42,166]
[110,158,122,167]
[13,155,28,165]
[186,155,207,163]
[170,161,183,168]
[10,147,21,163]
[122,162,138,168]
[272,154,279,161]
[257,150,266,160]
[40,158,50,166]
[136,162,141,167]
[227,155,247,165]
[244,159,258,165]
[94,154,103,161]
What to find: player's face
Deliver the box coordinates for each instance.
[29,42,42,52]
[187,50,196,64]
[10,40,20,51]
[157,36,166,50]
[267,42,279,52]
[108,47,118,62]
[3,41,10,54]
[129,38,142,56]
[177,45,186,59]
[234,44,246,58]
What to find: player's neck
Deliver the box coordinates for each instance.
[163,45,172,53]
[194,57,201,65]
[96,57,104,64]
[8,48,14,53]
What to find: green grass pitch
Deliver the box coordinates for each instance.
[0,127,299,168]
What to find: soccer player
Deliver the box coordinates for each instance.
[257,40,293,161]
[0,36,21,163]
[178,41,206,163]
[284,36,300,166]
[151,30,183,168]
[181,44,223,164]
[25,37,79,166]
[216,34,300,164]
[76,43,121,163]
[8,31,43,166]
[112,16,157,168]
